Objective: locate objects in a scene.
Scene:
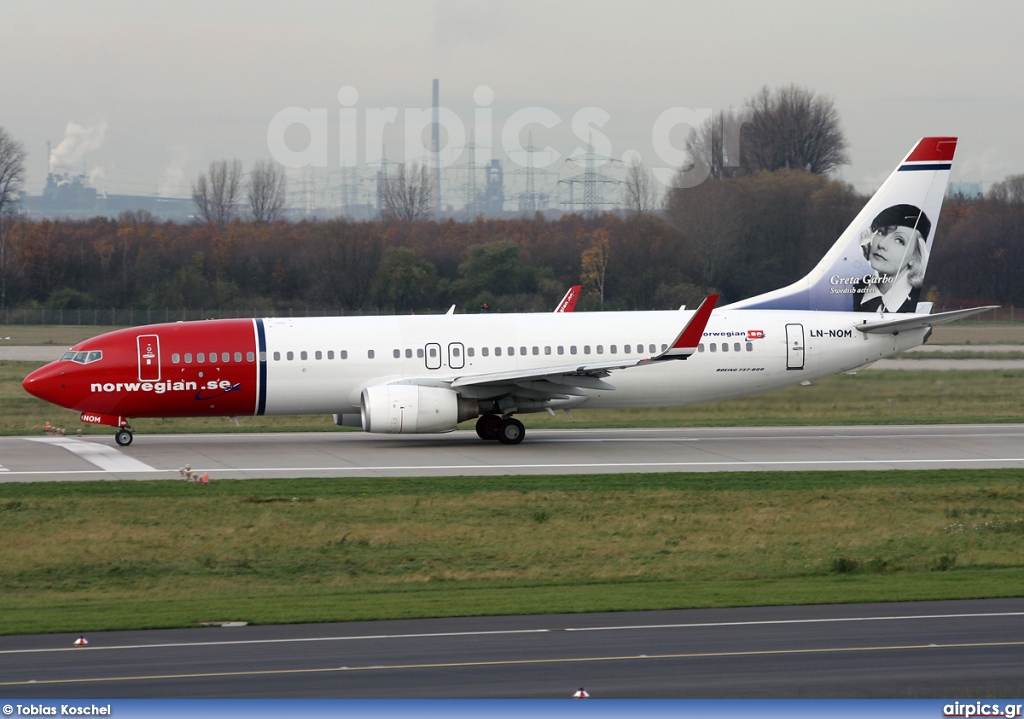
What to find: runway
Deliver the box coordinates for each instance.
[1,598,1022,698]
[2,424,1024,481]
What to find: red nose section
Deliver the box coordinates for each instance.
[22,362,69,407]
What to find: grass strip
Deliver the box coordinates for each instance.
[2,469,1022,635]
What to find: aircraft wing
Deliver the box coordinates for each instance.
[395,295,718,402]
[855,305,999,335]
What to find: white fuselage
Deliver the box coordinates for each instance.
[258,309,926,416]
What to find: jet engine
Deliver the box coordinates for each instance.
[360,385,478,434]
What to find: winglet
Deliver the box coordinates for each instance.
[554,285,582,313]
[654,294,718,360]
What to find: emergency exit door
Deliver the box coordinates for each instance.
[785,323,804,370]
[137,334,161,381]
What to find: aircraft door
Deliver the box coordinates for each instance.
[424,343,442,370]
[785,323,805,370]
[448,342,465,370]
[137,334,161,381]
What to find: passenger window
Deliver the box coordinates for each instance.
[495,347,502,356]
[247,351,255,362]
[300,351,308,360]
[482,347,489,357]
[610,345,616,354]
[570,346,577,355]
[722,343,729,352]
[661,344,667,351]
[368,350,375,359]
[698,344,705,352]
[172,353,180,363]
[287,351,294,360]
[417,348,424,358]
[273,351,280,361]
[467,348,475,357]
[649,344,656,353]
[314,350,322,360]
[327,351,334,360]
[341,350,348,359]
[532,346,538,355]
[624,345,631,354]
[584,345,591,354]
[393,349,401,359]
[596,345,604,354]
[222,352,230,362]
[746,342,753,352]
[405,349,413,358]
[429,347,437,358]
[557,346,564,355]
[507,347,514,356]
[734,343,741,352]
[198,353,205,362]
[710,344,717,352]
[453,347,461,357]
[235,352,243,362]
[544,346,551,355]
[185,353,193,363]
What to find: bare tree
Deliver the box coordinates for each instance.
[685,108,753,181]
[741,85,849,176]
[621,158,659,214]
[248,160,288,223]
[192,159,244,223]
[380,162,433,222]
[0,127,27,307]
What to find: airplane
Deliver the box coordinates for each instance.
[554,285,582,312]
[23,137,996,447]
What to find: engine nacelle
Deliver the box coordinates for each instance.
[360,385,477,434]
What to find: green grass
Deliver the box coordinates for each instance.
[1,470,1023,634]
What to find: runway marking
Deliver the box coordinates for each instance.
[3,640,1023,687]
[3,611,1022,655]
[5,456,1024,478]
[25,437,157,472]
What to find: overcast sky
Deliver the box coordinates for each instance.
[3,0,1022,203]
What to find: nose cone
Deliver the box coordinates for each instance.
[23,362,69,407]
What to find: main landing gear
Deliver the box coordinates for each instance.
[475,414,525,445]
[114,427,134,446]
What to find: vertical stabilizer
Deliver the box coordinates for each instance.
[726,137,957,313]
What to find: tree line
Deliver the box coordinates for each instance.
[0,176,1021,316]
[3,84,1023,316]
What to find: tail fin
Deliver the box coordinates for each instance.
[726,137,957,313]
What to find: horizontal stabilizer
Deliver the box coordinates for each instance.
[855,306,999,334]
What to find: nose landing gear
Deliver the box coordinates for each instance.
[115,426,134,446]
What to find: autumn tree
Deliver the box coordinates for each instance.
[248,160,288,223]
[580,229,611,306]
[372,246,437,312]
[192,159,244,223]
[380,162,433,222]
[0,127,27,307]
[741,85,849,175]
[685,108,752,181]
[621,159,658,214]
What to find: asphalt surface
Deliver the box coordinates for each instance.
[3,424,1024,481]
[1,599,1022,698]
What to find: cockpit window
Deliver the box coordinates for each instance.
[62,350,103,364]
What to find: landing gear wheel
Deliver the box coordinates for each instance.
[475,414,503,441]
[115,429,133,447]
[497,417,525,445]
